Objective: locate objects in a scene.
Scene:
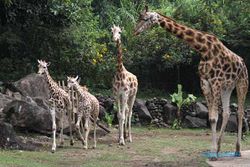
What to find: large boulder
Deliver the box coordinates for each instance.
[14,73,49,99]
[133,99,152,124]
[2,99,65,134]
[162,103,178,124]
[0,122,37,150]
[195,102,208,119]
[183,115,207,128]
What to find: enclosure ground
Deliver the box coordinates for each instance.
[0,127,250,167]
[207,150,250,167]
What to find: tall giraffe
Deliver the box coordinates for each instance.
[111,25,138,145]
[37,60,74,153]
[67,76,99,149]
[134,6,248,160]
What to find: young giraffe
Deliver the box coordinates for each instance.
[67,76,99,149]
[111,25,138,145]
[134,6,248,159]
[37,60,74,153]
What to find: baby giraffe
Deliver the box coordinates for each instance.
[37,60,74,153]
[67,76,99,149]
[111,25,138,145]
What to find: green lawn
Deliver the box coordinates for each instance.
[0,128,250,167]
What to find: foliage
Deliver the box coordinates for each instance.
[170,84,196,129]
[0,0,249,93]
[104,112,114,128]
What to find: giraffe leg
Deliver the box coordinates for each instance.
[209,85,221,160]
[93,116,97,148]
[67,101,74,146]
[59,109,65,147]
[116,97,122,143]
[118,94,128,145]
[51,102,57,153]
[124,105,129,139]
[76,113,84,145]
[83,116,90,149]
[200,78,218,160]
[127,94,136,143]
[217,89,233,153]
[235,77,248,156]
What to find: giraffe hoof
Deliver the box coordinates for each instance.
[51,149,56,153]
[70,140,74,146]
[235,152,241,157]
[83,146,88,150]
[209,157,218,161]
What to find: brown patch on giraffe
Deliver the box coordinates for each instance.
[212,45,219,55]
[185,29,194,36]
[173,22,179,28]
[194,44,201,50]
[196,33,206,43]
[231,62,237,72]
[121,81,125,87]
[186,37,194,43]
[223,64,230,72]
[176,32,184,39]
[180,26,186,30]
[206,35,213,42]
[200,46,208,53]
[210,69,215,78]
[130,83,133,88]
[160,21,166,27]
[172,27,178,34]
[226,74,231,80]
[207,41,212,49]
[167,23,173,32]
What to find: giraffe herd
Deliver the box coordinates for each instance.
[37,6,248,160]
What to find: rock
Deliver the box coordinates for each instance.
[2,100,59,134]
[195,102,208,119]
[162,103,177,124]
[183,115,207,128]
[226,114,237,132]
[0,122,37,150]
[14,73,50,99]
[133,99,152,124]
[0,93,13,110]
[98,105,107,121]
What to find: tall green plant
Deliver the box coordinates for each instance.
[170,84,196,129]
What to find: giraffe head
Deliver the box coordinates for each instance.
[37,60,50,75]
[134,5,159,35]
[111,25,122,42]
[67,76,80,89]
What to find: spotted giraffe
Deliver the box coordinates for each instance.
[111,25,138,145]
[37,60,74,153]
[67,76,99,149]
[134,6,248,160]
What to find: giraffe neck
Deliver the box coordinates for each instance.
[157,13,219,60]
[43,71,58,93]
[72,83,85,97]
[116,40,125,72]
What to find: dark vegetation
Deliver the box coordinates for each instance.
[0,0,249,94]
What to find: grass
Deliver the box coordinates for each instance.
[1,127,250,167]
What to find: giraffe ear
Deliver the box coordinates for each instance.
[37,60,41,63]
[47,62,51,66]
